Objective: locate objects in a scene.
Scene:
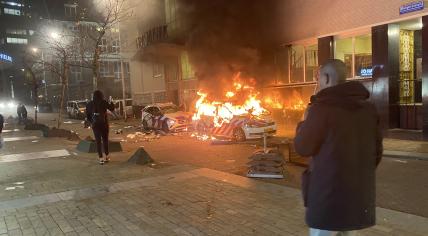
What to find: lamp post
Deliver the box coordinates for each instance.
[8,75,14,99]
[31,47,48,102]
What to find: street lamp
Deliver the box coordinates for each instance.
[50,32,59,39]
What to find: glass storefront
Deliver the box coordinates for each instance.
[335,34,372,79]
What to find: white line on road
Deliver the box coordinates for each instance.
[3,136,39,142]
[1,129,20,133]
[0,149,70,163]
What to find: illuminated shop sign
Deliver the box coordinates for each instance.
[0,53,13,63]
[400,1,424,15]
[360,68,373,77]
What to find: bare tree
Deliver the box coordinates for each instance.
[40,30,75,128]
[22,50,43,124]
[77,0,132,90]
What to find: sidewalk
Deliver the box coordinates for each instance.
[383,138,428,160]
[0,166,426,236]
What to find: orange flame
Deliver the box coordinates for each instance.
[192,74,267,127]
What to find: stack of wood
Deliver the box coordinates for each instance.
[247,149,285,179]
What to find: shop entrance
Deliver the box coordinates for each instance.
[398,18,423,130]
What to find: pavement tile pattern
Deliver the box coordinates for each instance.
[0,167,426,236]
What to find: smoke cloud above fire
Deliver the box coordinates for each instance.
[177,0,283,96]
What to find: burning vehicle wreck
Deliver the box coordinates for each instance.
[141,103,193,133]
[191,76,277,141]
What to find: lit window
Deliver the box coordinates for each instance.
[305,44,318,82]
[6,37,27,44]
[335,34,372,79]
[335,37,353,78]
[354,35,372,78]
[1,1,23,7]
[6,28,26,35]
[290,45,304,83]
[28,30,34,35]
[4,8,21,15]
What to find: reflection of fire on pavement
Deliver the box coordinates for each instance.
[191,73,277,142]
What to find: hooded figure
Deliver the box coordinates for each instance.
[294,59,383,234]
[86,90,115,164]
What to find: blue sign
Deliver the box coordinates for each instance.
[360,68,373,77]
[0,53,13,63]
[400,1,424,15]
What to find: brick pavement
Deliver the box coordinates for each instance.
[0,167,426,236]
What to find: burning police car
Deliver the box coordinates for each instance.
[194,113,277,142]
[141,103,192,132]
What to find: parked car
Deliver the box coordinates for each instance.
[141,103,192,132]
[36,103,53,113]
[113,98,133,118]
[194,113,277,142]
[66,100,88,119]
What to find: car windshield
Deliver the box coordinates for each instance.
[77,102,87,108]
[160,105,178,114]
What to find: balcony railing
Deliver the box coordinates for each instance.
[136,25,168,49]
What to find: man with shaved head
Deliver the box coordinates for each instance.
[294,59,383,236]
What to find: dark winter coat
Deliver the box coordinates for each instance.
[0,114,3,133]
[85,100,115,126]
[294,81,383,231]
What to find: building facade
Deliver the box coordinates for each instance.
[128,0,198,109]
[0,0,131,104]
[268,0,428,137]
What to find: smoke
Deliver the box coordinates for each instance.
[178,0,282,94]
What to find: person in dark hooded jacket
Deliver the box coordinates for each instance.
[294,59,383,236]
[86,90,115,165]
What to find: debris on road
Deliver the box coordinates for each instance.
[115,129,123,134]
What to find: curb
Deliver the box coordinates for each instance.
[383,150,428,161]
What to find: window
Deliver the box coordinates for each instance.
[6,29,26,35]
[290,45,304,83]
[6,37,27,44]
[114,61,121,79]
[181,52,194,80]
[4,8,21,15]
[28,30,34,35]
[111,39,120,53]
[153,63,163,78]
[98,38,107,53]
[335,37,353,78]
[305,44,318,82]
[1,1,24,7]
[335,34,372,79]
[64,4,77,18]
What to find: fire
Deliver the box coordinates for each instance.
[192,74,267,127]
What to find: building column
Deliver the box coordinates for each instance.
[317,36,334,66]
[422,16,428,138]
[371,24,400,130]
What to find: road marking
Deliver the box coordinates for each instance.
[3,136,39,142]
[0,149,70,163]
[1,129,20,133]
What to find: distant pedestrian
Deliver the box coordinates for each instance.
[86,90,115,165]
[0,113,4,134]
[294,59,383,236]
[17,103,27,124]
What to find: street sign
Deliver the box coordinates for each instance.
[400,1,425,15]
[0,53,13,63]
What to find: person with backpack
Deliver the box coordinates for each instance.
[85,90,115,165]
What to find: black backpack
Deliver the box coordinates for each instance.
[91,102,106,124]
